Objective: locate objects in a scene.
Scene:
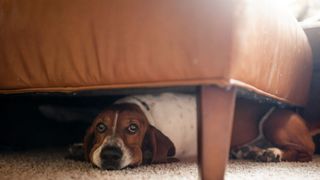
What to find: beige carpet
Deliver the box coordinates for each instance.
[0,149,319,180]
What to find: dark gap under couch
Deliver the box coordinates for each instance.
[0,94,122,151]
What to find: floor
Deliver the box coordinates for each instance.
[0,149,320,180]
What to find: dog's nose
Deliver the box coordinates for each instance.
[100,146,123,162]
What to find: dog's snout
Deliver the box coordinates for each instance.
[100,146,123,170]
[101,146,123,161]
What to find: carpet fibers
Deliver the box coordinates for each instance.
[0,149,319,180]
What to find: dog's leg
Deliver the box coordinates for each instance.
[255,147,283,162]
[232,145,282,162]
[232,144,313,162]
[278,147,314,162]
[231,145,262,160]
[263,110,315,162]
[256,147,313,162]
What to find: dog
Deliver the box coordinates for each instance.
[79,92,319,170]
[82,93,196,170]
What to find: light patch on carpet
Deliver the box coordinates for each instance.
[0,149,198,180]
[0,149,320,180]
[226,157,320,180]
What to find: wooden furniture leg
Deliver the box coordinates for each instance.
[198,86,236,180]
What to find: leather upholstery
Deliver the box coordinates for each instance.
[0,0,312,106]
[230,1,312,105]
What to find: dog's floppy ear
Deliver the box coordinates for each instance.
[83,126,96,162]
[142,125,176,164]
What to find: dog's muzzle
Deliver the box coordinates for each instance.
[100,146,123,170]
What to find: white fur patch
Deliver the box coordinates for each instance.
[266,147,283,161]
[112,111,119,136]
[92,139,106,168]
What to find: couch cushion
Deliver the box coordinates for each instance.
[0,0,312,106]
[229,0,312,105]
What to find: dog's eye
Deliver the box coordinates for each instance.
[127,123,139,134]
[96,123,107,133]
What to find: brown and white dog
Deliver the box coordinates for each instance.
[83,93,196,170]
[81,93,320,170]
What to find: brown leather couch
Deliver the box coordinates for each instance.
[0,0,312,179]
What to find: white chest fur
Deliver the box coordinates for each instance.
[115,93,197,160]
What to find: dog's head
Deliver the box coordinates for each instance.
[83,103,175,170]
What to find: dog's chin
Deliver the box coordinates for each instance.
[100,161,138,170]
[100,161,122,170]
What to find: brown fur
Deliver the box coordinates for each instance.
[263,109,315,161]
[83,103,175,168]
[232,98,319,162]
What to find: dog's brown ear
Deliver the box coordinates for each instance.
[142,125,176,164]
[83,127,95,162]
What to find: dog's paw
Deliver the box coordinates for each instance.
[65,143,85,161]
[256,148,282,162]
[231,146,251,159]
[231,146,261,160]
